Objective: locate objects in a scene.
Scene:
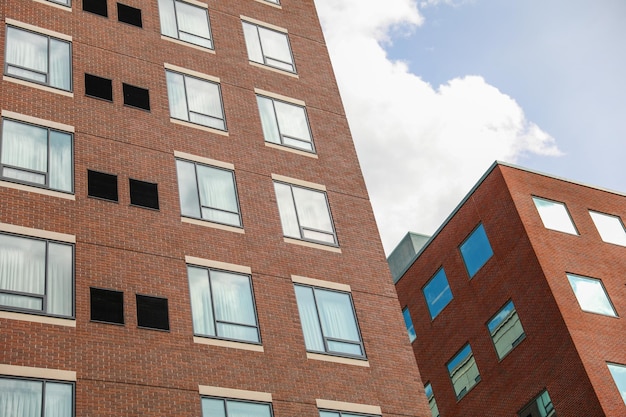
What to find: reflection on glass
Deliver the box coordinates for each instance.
[567,274,616,316]
[422,268,453,319]
[447,344,480,399]
[158,0,212,48]
[402,307,416,343]
[533,197,577,234]
[256,96,314,152]
[424,383,440,417]
[459,223,493,278]
[166,71,225,130]
[487,300,525,359]
[607,363,626,406]
[589,211,626,246]
[242,22,295,72]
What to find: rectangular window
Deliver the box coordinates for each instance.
[274,181,337,245]
[87,170,118,202]
[84,73,113,101]
[532,197,578,235]
[129,178,159,210]
[158,0,213,49]
[117,3,143,28]
[422,267,453,319]
[188,264,260,344]
[518,390,556,417]
[424,383,440,417]
[47,0,71,7]
[294,284,365,359]
[5,25,72,91]
[90,287,124,324]
[402,306,416,343]
[83,0,108,16]
[202,397,272,417]
[136,294,169,330]
[0,232,73,317]
[319,411,379,417]
[589,210,626,246]
[607,363,626,406]
[242,21,295,73]
[256,95,314,152]
[0,376,73,417]
[176,159,241,227]
[166,70,226,130]
[122,83,150,111]
[567,273,617,317]
[459,223,493,278]
[487,300,525,360]
[447,344,480,400]
[1,118,73,193]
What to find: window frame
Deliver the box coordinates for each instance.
[0,375,75,417]
[517,389,556,417]
[294,283,366,360]
[319,411,380,417]
[201,396,273,417]
[158,0,214,50]
[242,20,296,73]
[46,0,72,7]
[0,117,74,194]
[273,180,338,246]
[486,299,526,360]
[424,383,440,417]
[589,210,626,246]
[0,231,75,319]
[607,362,626,406]
[566,273,618,317]
[422,267,453,320]
[532,196,578,235]
[459,223,493,278]
[446,343,481,400]
[4,24,73,92]
[256,94,315,153]
[187,264,262,345]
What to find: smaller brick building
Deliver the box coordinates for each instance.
[393,162,626,417]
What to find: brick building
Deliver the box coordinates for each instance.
[394,162,626,417]
[0,0,430,416]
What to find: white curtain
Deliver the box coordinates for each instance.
[166,71,189,121]
[197,165,239,226]
[158,0,178,39]
[185,76,224,130]
[294,285,324,352]
[227,401,271,417]
[274,183,300,239]
[256,96,280,144]
[242,23,264,64]
[44,383,72,417]
[188,266,215,336]
[176,160,201,218]
[1,120,47,180]
[48,130,72,193]
[175,0,212,48]
[48,39,71,90]
[258,27,293,72]
[46,243,73,317]
[6,27,48,83]
[274,101,311,146]
[211,271,258,342]
[0,235,46,310]
[0,378,42,417]
[292,187,335,243]
[315,289,362,355]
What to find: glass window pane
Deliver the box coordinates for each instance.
[49,130,73,192]
[447,344,480,399]
[166,71,189,121]
[424,383,440,417]
[256,96,280,144]
[242,23,263,64]
[158,0,178,38]
[0,378,43,417]
[49,39,71,90]
[258,27,292,65]
[176,1,211,42]
[0,234,46,296]
[294,285,324,352]
[44,382,73,417]
[487,300,525,359]
[185,76,223,121]
[274,182,300,239]
[589,211,626,246]
[0,293,43,310]
[196,165,238,215]
[1,119,48,173]
[227,400,272,417]
[459,223,493,278]
[188,266,215,336]
[315,289,360,343]
[292,187,333,234]
[533,197,578,234]
[319,412,339,417]
[274,101,310,142]
[176,160,202,218]
[6,27,48,75]
[47,242,73,316]
[201,398,226,417]
[210,271,256,327]
[567,274,617,316]
[607,363,626,405]
[423,268,453,319]
[402,307,416,343]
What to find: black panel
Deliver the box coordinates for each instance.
[117,3,142,28]
[88,170,118,202]
[129,179,159,209]
[122,83,150,111]
[136,294,169,330]
[90,288,124,324]
[85,73,113,101]
[83,0,108,17]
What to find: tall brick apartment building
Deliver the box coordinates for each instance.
[394,162,626,417]
[0,0,430,416]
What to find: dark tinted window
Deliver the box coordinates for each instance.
[117,3,142,27]
[83,0,108,17]
[129,179,159,209]
[136,294,169,330]
[88,170,118,202]
[122,83,150,110]
[90,288,124,324]
[85,73,113,101]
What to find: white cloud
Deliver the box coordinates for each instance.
[314,0,561,253]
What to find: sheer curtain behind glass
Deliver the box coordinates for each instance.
[196,165,239,226]
[0,378,42,417]
[0,234,46,311]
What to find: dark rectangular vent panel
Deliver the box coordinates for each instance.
[129,179,159,209]
[83,0,108,17]
[117,3,143,27]
[122,83,150,111]
[90,287,124,324]
[88,170,118,202]
[136,294,169,330]
[85,73,113,101]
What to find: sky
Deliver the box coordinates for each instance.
[312,0,626,254]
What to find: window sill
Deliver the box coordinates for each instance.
[265,142,318,158]
[0,310,76,327]
[249,61,299,78]
[284,237,341,253]
[307,352,369,367]
[0,180,75,200]
[181,217,244,234]
[194,336,264,352]
[161,35,216,53]
[4,76,73,97]
[170,118,228,136]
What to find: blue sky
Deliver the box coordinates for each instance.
[314,0,626,252]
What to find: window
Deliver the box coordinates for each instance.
[487,300,525,359]
[136,294,169,330]
[294,284,365,358]
[188,265,260,344]
[87,170,118,202]
[84,73,113,101]
[422,268,453,319]
[402,306,416,343]
[166,70,225,130]
[518,390,556,417]
[566,273,617,317]
[424,383,440,417]
[158,0,213,49]
[176,159,241,227]
[117,3,143,28]
[47,0,71,7]
[0,232,73,317]
[532,197,577,235]
[262,0,280,4]
[607,363,626,406]
[201,397,272,417]
[90,287,124,324]
[83,0,108,16]
[242,21,295,73]
[122,83,150,110]
[274,181,337,245]
[5,25,72,91]
[0,376,73,417]
[589,211,626,246]
[1,118,73,193]
[129,178,159,210]
[319,411,379,417]
[459,223,493,278]
[447,344,480,400]
[256,95,314,152]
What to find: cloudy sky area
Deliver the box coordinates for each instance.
[313,0,626,254]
